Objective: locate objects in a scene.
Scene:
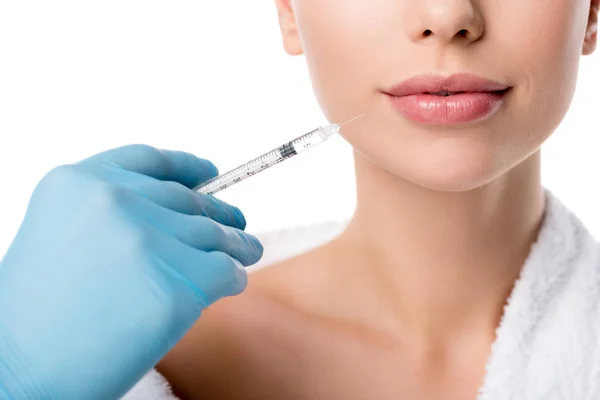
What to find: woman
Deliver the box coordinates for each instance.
[129,0,600,399]
[1,0,597,398]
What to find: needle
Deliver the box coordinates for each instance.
[338,112,367,127]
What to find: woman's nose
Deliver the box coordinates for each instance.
[406,0,484,45]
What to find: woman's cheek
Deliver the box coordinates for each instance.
[295,3,385,122]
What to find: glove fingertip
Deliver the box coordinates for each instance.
[232,207,247,230]
[199,158,219,179]
[231,257,244,270]
[250,235,264,256]
[229,258,248,296]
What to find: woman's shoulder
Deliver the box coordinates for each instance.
[154,278,294,398]
[154,223,346,399]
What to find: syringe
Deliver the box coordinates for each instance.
[194,113,366,195]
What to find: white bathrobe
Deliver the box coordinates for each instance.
[122,190,600,399]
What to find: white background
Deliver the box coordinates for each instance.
[0,1,598,257]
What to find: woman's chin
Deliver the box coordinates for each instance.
[410,174,498,192]
[388,148,506,192]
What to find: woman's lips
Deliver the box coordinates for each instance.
[383,74,511,125]
[386,90,509,125]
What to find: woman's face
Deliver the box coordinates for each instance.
[275,0,598,191]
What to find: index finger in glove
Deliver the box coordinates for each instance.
[79,144,218,189]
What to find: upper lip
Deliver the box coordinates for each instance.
[384,73,510,96]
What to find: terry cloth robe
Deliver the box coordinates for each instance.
[122,189,600,400]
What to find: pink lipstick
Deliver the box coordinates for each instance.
[383,74,511,125]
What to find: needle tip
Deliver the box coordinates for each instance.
[339,112,368,127]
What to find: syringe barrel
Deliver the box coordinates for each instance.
[195,145,289,195]
[194,124,339,195]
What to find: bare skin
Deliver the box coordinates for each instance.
[158,0,599,398]
[158,155,543,400]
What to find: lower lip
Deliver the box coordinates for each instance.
[385,90,509,125]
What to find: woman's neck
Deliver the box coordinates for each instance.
[335,150,546,345]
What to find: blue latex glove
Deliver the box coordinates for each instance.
[0,144,263,399]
